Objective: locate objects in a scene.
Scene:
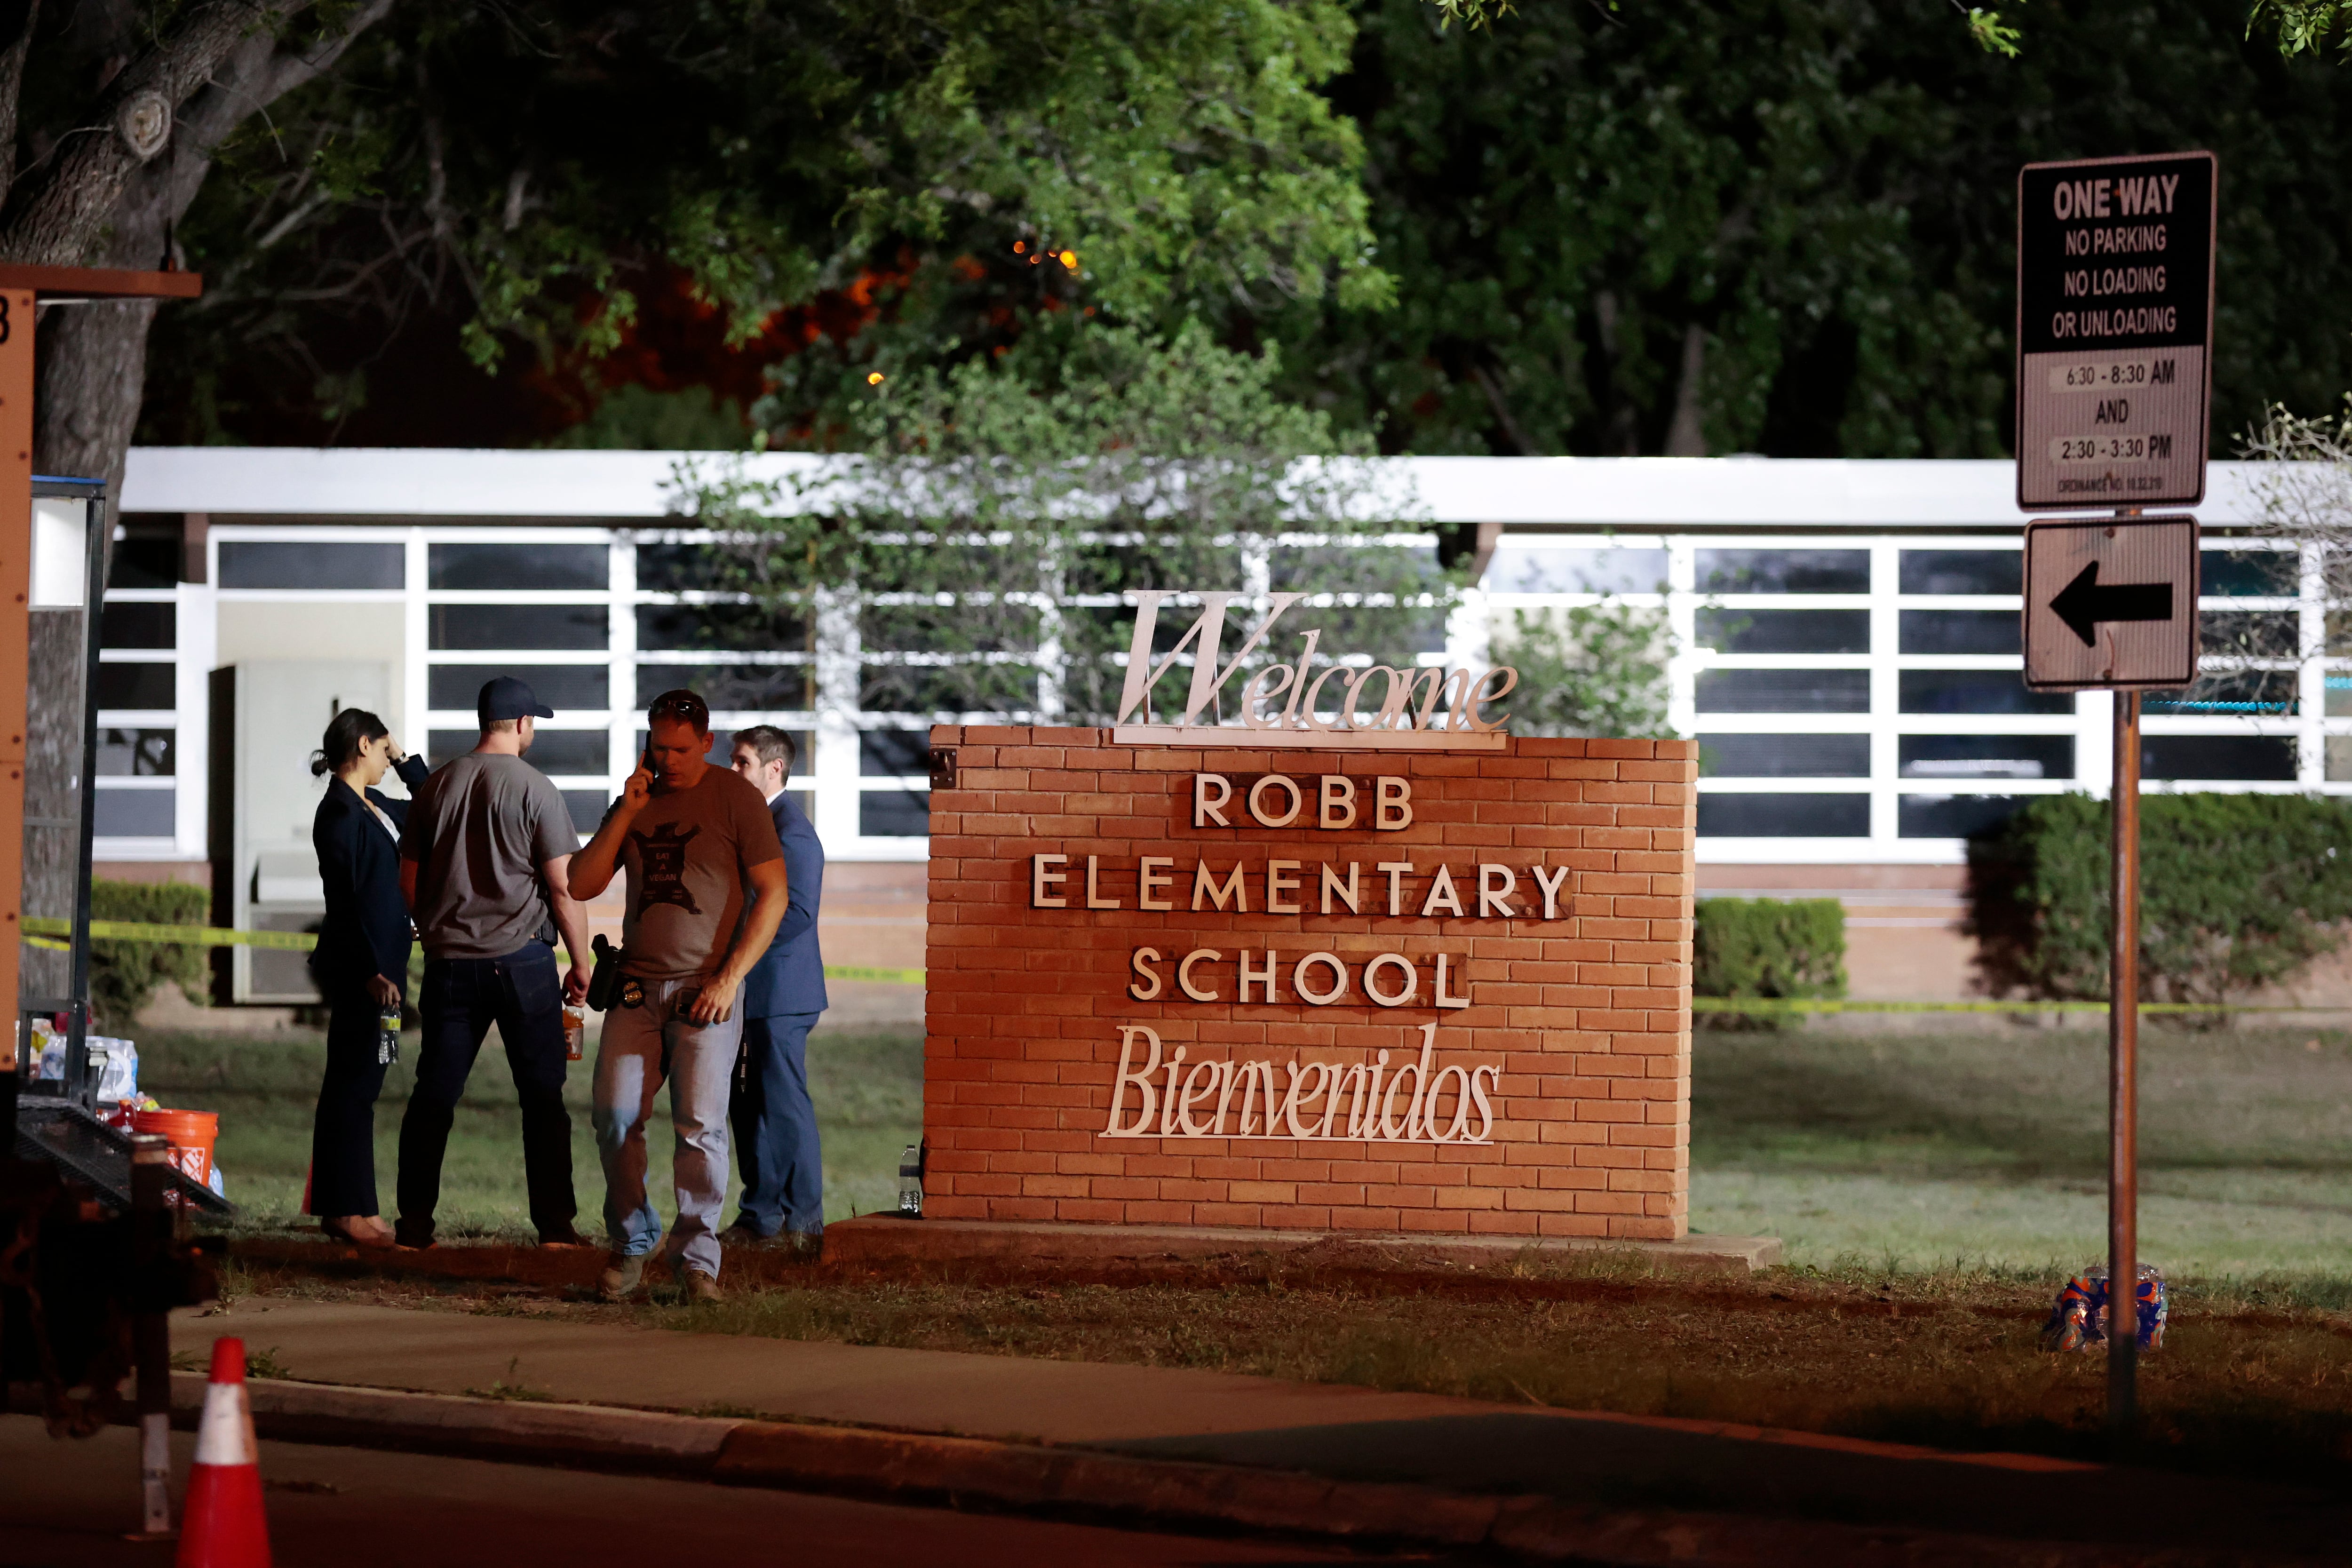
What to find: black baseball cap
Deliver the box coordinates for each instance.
[478,676,556,724]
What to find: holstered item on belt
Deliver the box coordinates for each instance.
[586,934,626,1013]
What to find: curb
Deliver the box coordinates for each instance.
[157,1374,2313,1567]
[823,1215,1785,1275]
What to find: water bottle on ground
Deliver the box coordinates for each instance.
[897,1144,923,1217]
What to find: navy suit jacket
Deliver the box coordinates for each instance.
[310,754,429,993]
[742,789,827,1018]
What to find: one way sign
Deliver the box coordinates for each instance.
[2023,516,2200,690]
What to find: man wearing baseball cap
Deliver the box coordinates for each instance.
[393,677,596,1250]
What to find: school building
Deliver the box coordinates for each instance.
[99,449,2343,1006]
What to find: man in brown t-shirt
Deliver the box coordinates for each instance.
[568,689,787,1302]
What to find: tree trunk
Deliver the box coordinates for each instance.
[1663,323,1708,457]
[4,0,392,1012]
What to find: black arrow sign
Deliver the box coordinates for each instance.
[2050,561,2173,648]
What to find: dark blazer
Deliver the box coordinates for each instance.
[310,755,429,994]
[741,789,827,1018]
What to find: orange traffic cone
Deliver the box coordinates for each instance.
[176,1337,271,1568]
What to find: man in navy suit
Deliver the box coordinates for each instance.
[721,725,829,1253]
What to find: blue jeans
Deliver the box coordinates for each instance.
[396,946,575,1246]
[594,978,740,1279]
[729,1011,825,1237]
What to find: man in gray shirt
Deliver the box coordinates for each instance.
[568,688,787,1303]
[394,676,595,1250]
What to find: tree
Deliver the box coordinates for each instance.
[690,318,1457,726]
[1267,0,2352,458]
[1494,604,1670,738]
[139,0,1388,449]
[0,1,394,489]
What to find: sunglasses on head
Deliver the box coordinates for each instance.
[646,690,710,729]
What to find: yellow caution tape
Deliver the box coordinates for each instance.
[25,917,929,985]
[24,917,320,951]
[823,964,926,985]
[1694,996,2329,1016]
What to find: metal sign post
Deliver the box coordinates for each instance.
[2107,683,2141,1429]
[2023,511,2197,1435]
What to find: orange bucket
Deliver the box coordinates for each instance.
[132,1107,219,1190]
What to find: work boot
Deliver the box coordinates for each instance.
[536,1225,595,1250]
[681,1268,725,1304]
[597,1251,647,1302]
[717,1221,775,1250]
[786,1230,824,1263]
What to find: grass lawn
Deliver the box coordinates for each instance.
[154,1014,2352,1283]
[177,1013,2352,1480]
[1691,1022,2352,1280]
[139,1022,920,1238]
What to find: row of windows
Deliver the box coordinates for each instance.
[1689,607,2304,656]
[1693,669,2069,714]
[1699,741,2321,839]
[103,597,2306,665]
[1708,734,2305,787]
[1701,734,2076,779]
[1488,545,2297,597]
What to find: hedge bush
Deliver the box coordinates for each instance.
[1693,898,1848,1018]
[89,878,209,1031]
[1969,792,2352,1006]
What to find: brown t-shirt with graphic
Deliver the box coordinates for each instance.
[611,764,783,980]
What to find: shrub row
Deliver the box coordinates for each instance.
[1693,897,1847,1009]
[89,878,208,1030]
[1970,792,2352,1006]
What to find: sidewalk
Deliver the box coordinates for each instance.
[170,1297,2349,1561]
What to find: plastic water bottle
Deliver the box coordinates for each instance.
[563,1007,586,1061]
[377,1003,401,1066]
[897,1144,923,1217]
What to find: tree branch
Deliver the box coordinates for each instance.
[0,0,326,264]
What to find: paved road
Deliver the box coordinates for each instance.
[0,1417,1430,1568]
[159,1298,2352,1557]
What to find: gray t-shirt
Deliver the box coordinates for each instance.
[612,765,782,980]
[401,753,578,961]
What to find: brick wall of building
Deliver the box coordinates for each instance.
[922,727,1697,1239]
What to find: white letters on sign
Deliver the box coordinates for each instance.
[1103,1024,1497,1144]
[1111,591,1515,750]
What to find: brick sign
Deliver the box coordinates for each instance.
[922,727,1698,1241]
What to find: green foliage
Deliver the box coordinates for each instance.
[1422,0,2017,53]
[1281,0,2352,460]
[144,0,1386,442]
[89,881,209,1033]
[1969,793,2352,1007]
[2249,0,2352,55]
[695,318,1456,723]
[1693,899,1850,1005]
[544,386,754,452]
[1963,7,2026,56]
[1493,605,1670,738]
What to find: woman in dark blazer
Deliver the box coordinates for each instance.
[308,708,429,1247]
